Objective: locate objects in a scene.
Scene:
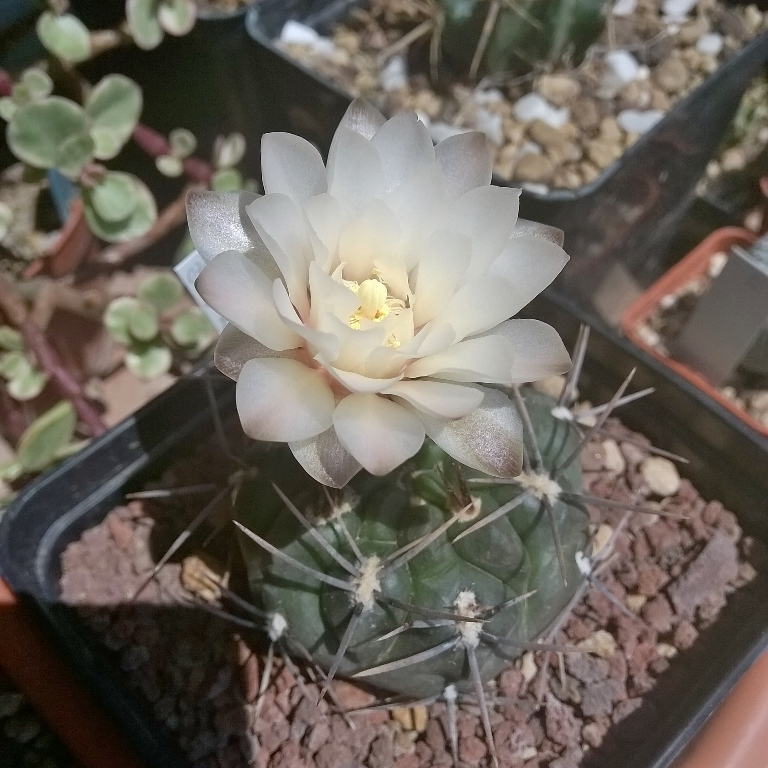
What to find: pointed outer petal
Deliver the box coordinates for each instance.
[304,193,343,264]
[236,358,335,442]
[405,335,516,383]
[214,324,298,381]
[308,262,360,330]
[403,385,523,477]
[247,193,312,318]
[338,200,401,283]
[489,235,569,307]
[384,379,484,419]
[511,218,564,247]
[411,230,471,327]
[449,186,521,279]
[273,279,341,360]
[373,254,410,301]
[186,190,279,277]
[317,354,403,393]
[333,394,425,475]
[261,133,327,203]
[289,426,361,488]
[477,319,572,383]
[327,126,384,218]
[340,97,386,140]
[371,111,435,195]
[397,322,455,357]
[319,314,388,372]
[430,275,528,342]
[196,251,302,351]
[435,132,492,201]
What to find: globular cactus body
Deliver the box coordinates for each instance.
[236,389,588,699]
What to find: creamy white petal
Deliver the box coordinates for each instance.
[196,251,302,351]
[511,218,564,247]
[319,315,387,372]
[373,254,410,301]
[337,200,400,283]
[214,324,298,381]
[261,133,327,203]
[340,97,386,140]
[303,193,343,267]
[333,394,425,475]
[397,322,456,357]
[371,111,435,195]
[405,335,515,383]
[411,230,471,327]
[489,235,569,306]
[327,126,384,218]
[317,354,403,393]
[434,132,492,200]
[403,385,523,477]
[385,379,484,419]
[236,358,335,442]
[186,191,279,278]
[289,426,361,488]
[247,194,313,317]
[308,262,360,330]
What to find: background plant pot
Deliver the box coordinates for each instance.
[0,295,767,768]
[620,226,768,438]
[245,0,768,323]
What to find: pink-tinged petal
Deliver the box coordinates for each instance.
[316,354,403,393]
[214,324,298,381]
[333,394,425,475]
[261,132,327,203]
[434,132,492,200]
[236,358,335,442]
[384,379,484,419]
[247,193,312,318]
[273,279,341,360]
[337,200,401,283]
[289,426,361,488]
[403,385,523,477]
[411,230,471,327]
[489,235,569,308]
[511,218,564,246]
[340,98,386,140]
[186,190,279,278]
[371,111,435,194]
[196,251,302,351]
[327,126,384,218]
[404,335,515,383]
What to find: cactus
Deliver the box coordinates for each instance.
[235,387,589,700]
[438,0,610,77]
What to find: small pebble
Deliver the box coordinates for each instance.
[640,457,681,497]
[521,652,537,683]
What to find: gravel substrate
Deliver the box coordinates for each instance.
[58,399,766,768]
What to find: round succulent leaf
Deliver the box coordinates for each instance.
[214,133,245,169]
[155,154,183,177]
[170,308,215,349]
[90,171,138,223]
[0,203,12,241]
[169,128,196,158]
[0,325,23,351]
[211,167,242,192]
[137,272,183,312]
[11,84,31,107]
[85,75,142,159]
[0,98,17,122]
[7,97,88,170]
[158,0,196,36]
[17,400,77,472]
[126,341,172,379]
[90,127,123,162]
[20,69,53,101]
[0,351,32,380]
[36,12,92,63]
[104,296,141,344]
[56,131,95,179]
[126,0,164,50]
[8,368,48,401]
[83,174,157,242]
[128,300,159,341]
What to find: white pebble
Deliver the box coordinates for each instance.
[604,50,641,85]
[708,251,728,277]
[521,182,551,195]
[279,20,336,57]
[617,109,665,134]
[578,630,617,659]
[520,651,537,682]
[602,439,626,473]
[475,107,504,145]
[474,88,504,106]
[380,55,408,92]
[697,33,723,56]
[512,93,570,128]
[429,122,469,143]
[662,0,698,21]
[612,0,637,16]
[519,140,543,157]
[640,456,681,497]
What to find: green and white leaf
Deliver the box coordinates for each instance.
[90,171,138,222]
[0,351,31,380]
[17,400,77,473]
[0,98,17,122]
[83,174,157,242]
[158,0,196,36]
[170,308,215,350]
[126,0,164,50]
[104,296,141,344]
[8,368,48,401]
[155,154,183,177]
[36,12,92,63]
[214,132,245,168]
[126,341,172,379]
[211,167,242,192]
[127,300,159,341]
[0,203,13,241]
[56,131,95,179]
[169,127,196,158]
[85,75,142,159]
[20,69,53,101]
[137,272,183,312]
[0,326,23,351]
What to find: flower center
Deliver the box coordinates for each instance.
[344,275,406,349]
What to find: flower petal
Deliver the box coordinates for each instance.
[403,385,523,477]
[371,111,435,194]
[340,97,386,140]
[337,200,400,283]
[385,379,484,419]
[333,394,425,475]
[327,125,384,218]
[434,132,492,200]
[405,335,515,383]
[397,322,455,357]
[511,218,564,247]
[186,190,279,278]
[247,194,313,317]
[316,352,402,393]
[318,314,387,371]
[289,426,361,488]
[214,324,298,381]
[261,132,327,203]
[308,262,360,328]
[196,251,302,351]
[304,193,343,267]
[236,358,335,442]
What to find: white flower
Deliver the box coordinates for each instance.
[189,99,571,487]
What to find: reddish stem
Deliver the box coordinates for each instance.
[131,124,213,184]
[0,70,12,97]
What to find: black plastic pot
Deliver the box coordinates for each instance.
[245,0,768,321]
[0,292,766,768]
